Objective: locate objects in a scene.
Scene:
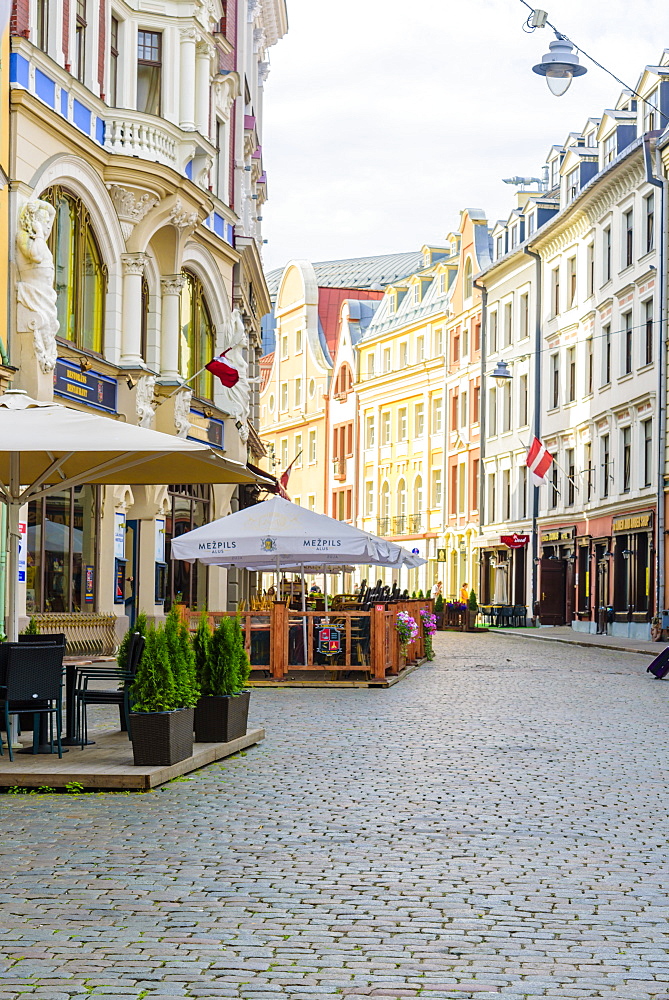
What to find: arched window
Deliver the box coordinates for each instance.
[335,363,353,398]
[45,186,106,354]
[179,270,215,400]
[464,258,473,300]
[397,479,407,518]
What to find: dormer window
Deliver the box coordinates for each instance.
[566,167,579,201]
[388,294,396,314]
[586,132,596,147]
[496,235,504,259]
[644,90,659,132]
[550,158,560,189]
[510,225,518,249]
[603,132,616,165]
[439,272,446,294]
[413,284,420,305]
[526,213,535,236]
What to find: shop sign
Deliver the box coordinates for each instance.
[84,566,95,603]
[541,526,576,542]
[188,408,224,449]
[318,626,342,655]
[54,358,117,413]
[155,518,166,563]
[114,512,126,560]
[612,512,653,533]
[436,548,448,561]
[17,521,26,583]
[501,534,530,549]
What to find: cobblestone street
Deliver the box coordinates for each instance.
[2,631,669,1000]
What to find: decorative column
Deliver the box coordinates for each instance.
[160,275,185,381]
[195,40,212,137]
[179,28,197,130]
[120,253,149,366]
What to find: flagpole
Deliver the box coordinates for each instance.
[154,365,210,407]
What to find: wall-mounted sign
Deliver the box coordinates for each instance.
[114,512,126,560]
[612,512,653,533]
[188,408,224,449]
[84,566,95,603]
[436,548,448,561]
[501,534,530,549]
[54,358,117,413]
[114,559,126,604]
[540,526,576,543]
[155,518,165,563]
[17,521,26,582]
[318,626,342,655]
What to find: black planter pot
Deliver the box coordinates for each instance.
[130,707,194,766]
[194,690,250,743]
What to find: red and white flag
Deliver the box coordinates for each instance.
[205,349,239,388]
[526,436,553,487]
[278,452,302,500]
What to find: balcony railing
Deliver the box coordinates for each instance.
[333,456,346,481]
[105,113,179,168]
[376,514,423,537]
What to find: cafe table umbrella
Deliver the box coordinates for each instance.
[0,390,263,641]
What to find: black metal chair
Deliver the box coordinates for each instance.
[0,644,65,761]
[74,632,145,747]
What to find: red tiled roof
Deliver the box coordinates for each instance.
[259,352,274,392]
[318,288,383,357]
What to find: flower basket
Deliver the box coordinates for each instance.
[130,707,194,766]
[194,691,250,743]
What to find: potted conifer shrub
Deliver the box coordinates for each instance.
[465,589,479,631]
[194,613,251,743]
[434,593,444,630]
[129,609,200,767]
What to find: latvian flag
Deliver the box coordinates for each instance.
[205,349,239,388]
[526,436,553,487]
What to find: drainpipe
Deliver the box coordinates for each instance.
[524,247,542,617]
[473,279,487,600]
[645,135,665,616]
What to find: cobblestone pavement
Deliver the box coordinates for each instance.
[1,632,668,1000]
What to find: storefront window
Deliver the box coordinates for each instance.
[165,485,210,609]
[179,271,214,401]
[27,486,99,613]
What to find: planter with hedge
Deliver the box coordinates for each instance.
[193,611,251,744]
[129,608,200,766]
[434,594,444,629]
[465,590,479,631]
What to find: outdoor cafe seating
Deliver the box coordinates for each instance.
[478,604,527,627]
[0,642,66,760]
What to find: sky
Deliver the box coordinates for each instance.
[261,0,667,273]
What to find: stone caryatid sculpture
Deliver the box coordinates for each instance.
[174,387,193,438]
[16,199,60,373]
[217,309,250,442]
[135,374,157,428]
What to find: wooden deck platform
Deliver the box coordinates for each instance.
[248,661,423,688]
[0,726,265,791]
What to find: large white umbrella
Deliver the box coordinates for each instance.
[170,496,426,571]
[0,390,264,640]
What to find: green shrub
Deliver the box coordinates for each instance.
[206,618,238,697]
[117,612,147,672]
[434,594,444,613]
[179,619,200,707]
[468,589,478,611]
[418,589,424,599]
[233,615,250,691]
[130,624,176,713]
[411,591,416,599]
[192,609,212,691]
[22,616,40,636]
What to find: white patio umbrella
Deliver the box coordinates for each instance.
[0,390,264,640]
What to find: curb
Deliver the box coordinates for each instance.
[493,628,660,658]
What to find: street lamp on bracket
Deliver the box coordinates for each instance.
[532,34,587,97]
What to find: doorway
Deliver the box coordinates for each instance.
[124,519,139,627]
[539,557,566,624]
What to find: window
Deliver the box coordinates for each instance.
[550,354,559,409]
[566,167,579,200]
[645,193,655,254]
[381,410,391,445]
[504,301,512,347]
[622,427,631,492]
[415,403,424,437]
[399,342,409,368]
[567,256,577,307]
[473,384,480,424]
[550,157,560,189]
[502,382,511,432]
[623,311,633,375]
[280,382,288,410]
[510,226,518,249]
[601,434,610,498]
[365,415,375,448]
[75,0,87,83]
[603,132,616,165]
[526,213,535,237]
[549,460,558,509]
[472,458,479,513]
[519,293,529,339]
[308,495,315,511]
[295,378,302,408]
[36,0,49,52]
[452,331,460,366]
[603,226,611,282]
[487,472,496,523]
[432,397,442,434]
[137,30,162,116]
[414,475,423,516]
[502,470,511,520]
[585,442,593,502]
[367,354,375,377]
[451,390,459,431]
[488,387,497,436]
[586,338,593,394]
[644,89,659,131]
[296,329,302,353]
[280,438,288,469]
[519,374,528,426]
[551,266,560,316]
[586,244,594,297]
[293,497,301,506]
[380,482,390,521]
[383,347,391,373]
[473,320,481,352]
[295,435,302,466]
[365,481,374,516]
[643,419,653,487]
[431,469,442,508]
[464,259,473,299]
[109,16,119,105]
[413,284,420,305]
[45,187,106,355]
[215,118,230,202]
[308,429,317,463]
[644,300,654,366]
[434,328,443,357]
[280,335,288,360]
[496,235,504,259]
[397,407,407,441]
[489,311,498,353]
[566,448,575,506]
[416,336,425,361]
[623,209,634,268]
[602,324,611,385]
[439,273,446,294]
[567,346,576,402]
[458,463,467,514]
[460,391,468,429]
[462,323,469,356]
[519,465,527,519]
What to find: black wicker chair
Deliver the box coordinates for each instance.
[75,632,145,747]
[0,644,65,761]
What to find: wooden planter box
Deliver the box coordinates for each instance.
[194,691,250,743]
[463,609,478,631]
[130,707,194,766]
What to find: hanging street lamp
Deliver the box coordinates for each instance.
[532,35,587,97]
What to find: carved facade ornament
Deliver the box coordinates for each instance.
[121,252,149,277]
[161,274,186,296]
[16,199,59,373]
[196,155,214,188]
[258,61,270,85]
[180,26,199,42]
[213,73,240,115]
[107,185,158,239]
[253,26,266,51]
[174,388,193,438]
[169,198,200,233]
[135,374,157,428]
[247,0,261,21]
